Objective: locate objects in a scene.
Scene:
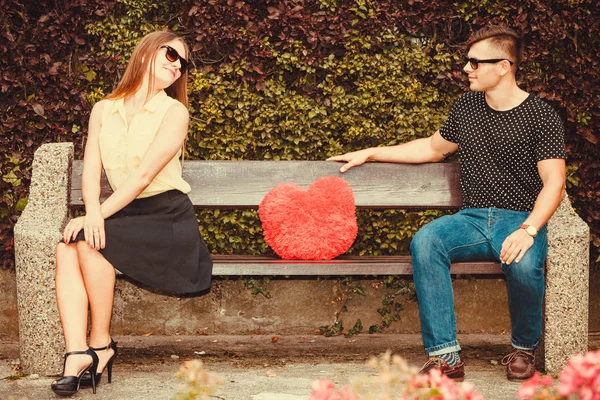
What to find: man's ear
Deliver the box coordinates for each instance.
[499,60,512,77]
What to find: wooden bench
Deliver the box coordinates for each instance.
[70,158,503,277]
[14,142,590,376]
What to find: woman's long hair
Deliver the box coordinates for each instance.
[106,31,189,107]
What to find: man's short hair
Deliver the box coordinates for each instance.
[467,25,524,68]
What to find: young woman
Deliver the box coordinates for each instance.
[50,31,213,396]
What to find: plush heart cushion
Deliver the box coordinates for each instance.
[259,176,358,260]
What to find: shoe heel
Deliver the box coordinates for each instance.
[90,362,98,394]
[87,347,99,395]
[106,359,113,383]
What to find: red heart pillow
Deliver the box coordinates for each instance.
[259,176,358,260]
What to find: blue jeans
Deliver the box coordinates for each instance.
[410,208,547,356]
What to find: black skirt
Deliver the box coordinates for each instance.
[69,190,212,294]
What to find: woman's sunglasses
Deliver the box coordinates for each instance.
[161,45,188,73]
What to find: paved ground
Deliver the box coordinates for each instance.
[1,333,598,400]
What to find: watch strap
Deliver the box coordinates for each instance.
[520,224,538,238]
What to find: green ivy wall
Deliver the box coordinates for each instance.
[1,0,599,271]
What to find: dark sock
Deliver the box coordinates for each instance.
[438,351,461,367]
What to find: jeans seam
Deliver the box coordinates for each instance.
[447,240,489,255]
[491,242,502,259]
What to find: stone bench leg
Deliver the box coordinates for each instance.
[544,192,589,375]
[14,143,73,375]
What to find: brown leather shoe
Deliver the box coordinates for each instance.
[419,357,465,382]
[502,348,535,381]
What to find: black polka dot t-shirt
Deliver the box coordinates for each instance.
[440,92,566,212]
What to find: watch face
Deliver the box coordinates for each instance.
[526,226,537,236]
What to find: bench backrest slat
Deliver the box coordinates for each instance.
[70,160,463,209]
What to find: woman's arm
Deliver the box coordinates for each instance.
[62,101,105,246]
[81,101,105,216]
[99,102,189,219]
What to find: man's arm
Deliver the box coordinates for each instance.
[327,130,459,172]
[521,158,567,230]
[500,158,566,264]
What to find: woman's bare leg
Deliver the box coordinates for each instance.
[54,242,92,377]
[77,241,117,372]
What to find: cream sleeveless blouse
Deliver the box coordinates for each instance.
[99,90,191,198]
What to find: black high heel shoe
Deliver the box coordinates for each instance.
[80,338,118,387]
[50,348,99,396]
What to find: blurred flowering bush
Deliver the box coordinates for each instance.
[170,350,599,399]
[308,350,600,400]
[518,350,600,400]
[308,351,483,400]
[172,360,224,400]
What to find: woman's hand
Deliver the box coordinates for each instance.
[62,213,106,250]
[83,212,105,250]
[63,216,84,244]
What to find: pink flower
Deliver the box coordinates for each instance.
[460,381,485,400]
[308,378,359,400]
[404,367,483,400]
[517,372,554,399]
[558,350,600,400]
[335,386,359,400]
[308,378,336,400]
[517,382,539,399]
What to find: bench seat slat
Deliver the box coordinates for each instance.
[114,255,501,276]
[210,255,502,276]
[70,160,463,209]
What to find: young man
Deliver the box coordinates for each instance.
[328,25,566,381]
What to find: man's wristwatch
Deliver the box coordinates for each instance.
[520,224,538,238]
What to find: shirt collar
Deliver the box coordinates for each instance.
[142,90,168,112]
[110,90,168,117]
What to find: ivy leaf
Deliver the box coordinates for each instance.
[32,103,44,116]
[48,62,61,75]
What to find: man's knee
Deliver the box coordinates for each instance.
[410,229,425,255]
[410,224,441,256]
[505,252,545,285]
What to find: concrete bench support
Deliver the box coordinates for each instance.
[544,195,589,374]
[14,143,73,375]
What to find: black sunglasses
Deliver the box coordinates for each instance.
[465,57,514,70]
[161,45,188,73]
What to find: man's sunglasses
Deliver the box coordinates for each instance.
[161,45,188,73]
[465,57,514,70]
